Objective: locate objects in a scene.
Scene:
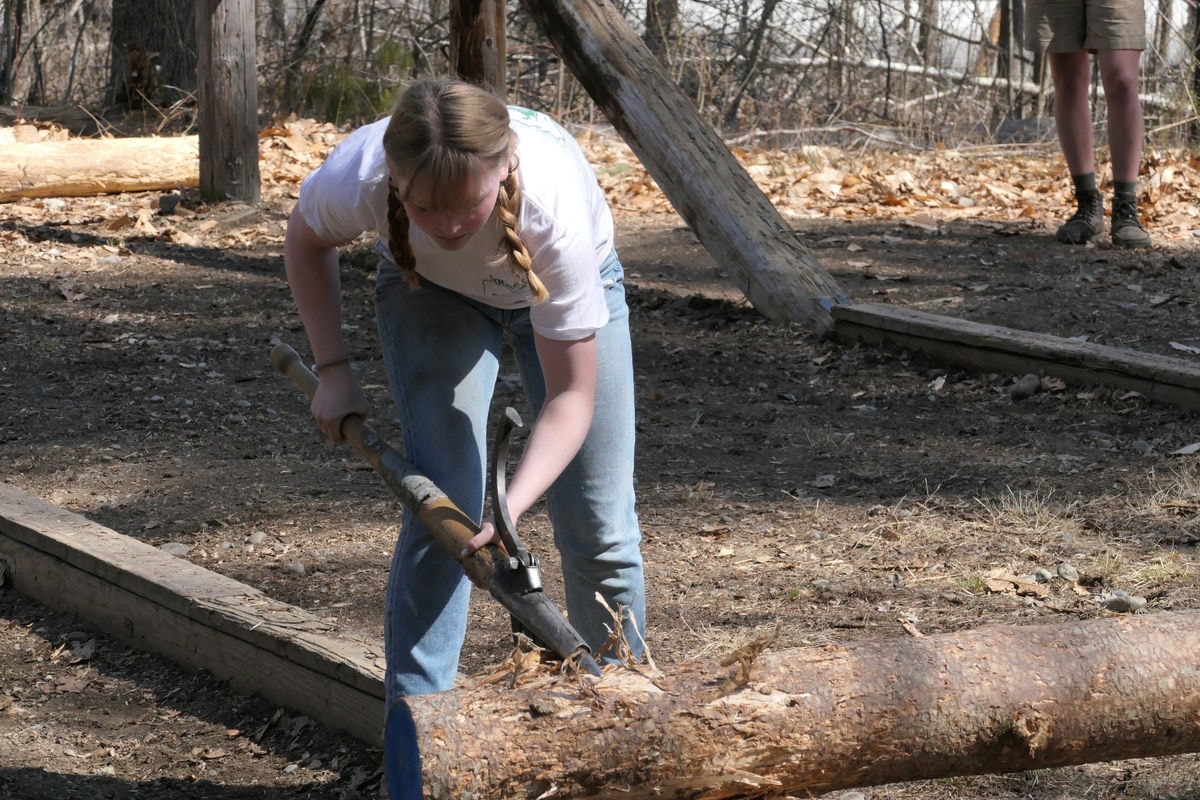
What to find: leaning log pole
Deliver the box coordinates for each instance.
[406,610,1200,798]
[517,0,847,331]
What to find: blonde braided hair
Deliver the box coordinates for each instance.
[383,78,547,302]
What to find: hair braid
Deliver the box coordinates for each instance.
[494,168,548,303]
[386,187,420,290]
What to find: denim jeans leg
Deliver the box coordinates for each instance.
[376,265,503,702]
[509,252,647,660]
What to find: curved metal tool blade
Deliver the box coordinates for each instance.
[489,405,526,558]
[488,405,601,677]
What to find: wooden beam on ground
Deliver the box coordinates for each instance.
[834,302,1200,411]
[0,136,199,202]
[517,0,847,332]
[0,482,384,744]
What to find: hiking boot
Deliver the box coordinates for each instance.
[1111,193,1152,248]
[1055,189,1104,244]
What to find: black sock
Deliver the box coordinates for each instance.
[1113,180,1137,198]
[1071,172,1098,194]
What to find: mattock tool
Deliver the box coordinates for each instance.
[488,406,559,654]
[270,343,601,677]
[488,406,541,596]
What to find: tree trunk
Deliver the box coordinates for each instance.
[281,0,325,113]
[975,3,1000,77]
[918,0,938,65]
[450,0,507,94]
[404,611,1200,798]
[0,0,23,105]
[517,0,846,332]
[108,0,195,108]
[1192,1,1200,142]
[1154,0,1172,71]
[0,136,199,202]
[195,0,260,202]
[721,0,781,128]
[643,0,678,61]
[993,0,1015,120]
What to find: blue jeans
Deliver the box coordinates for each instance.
[374,250,646,703]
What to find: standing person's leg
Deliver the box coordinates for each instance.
[1048,50,1106,244]
[375,265,504,703]
[1097,49,1144,184]
[1098,48,1151,247]
[1048,51,1095,178]
[1027,0,1104,244]
[509,252,647,661]
[1088,0,1150,247]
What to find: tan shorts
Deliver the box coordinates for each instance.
[1025,0,1146,53]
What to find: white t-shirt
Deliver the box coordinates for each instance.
[297,107,614,340]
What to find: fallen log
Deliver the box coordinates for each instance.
[0,135,199,202]
[404,610,1200,798]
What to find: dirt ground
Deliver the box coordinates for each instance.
[2,126,1200,799]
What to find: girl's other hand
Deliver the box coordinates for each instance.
[310,364,370,443]
[460,517,507,560]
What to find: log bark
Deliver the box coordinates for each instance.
[0,136,198,202]
[517,0,847,332]
[406,610,1200,798]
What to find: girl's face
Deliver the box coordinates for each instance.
[394,163,508,251]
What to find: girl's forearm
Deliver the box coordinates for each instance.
[505,389,593,521]
[284,209,347,362]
